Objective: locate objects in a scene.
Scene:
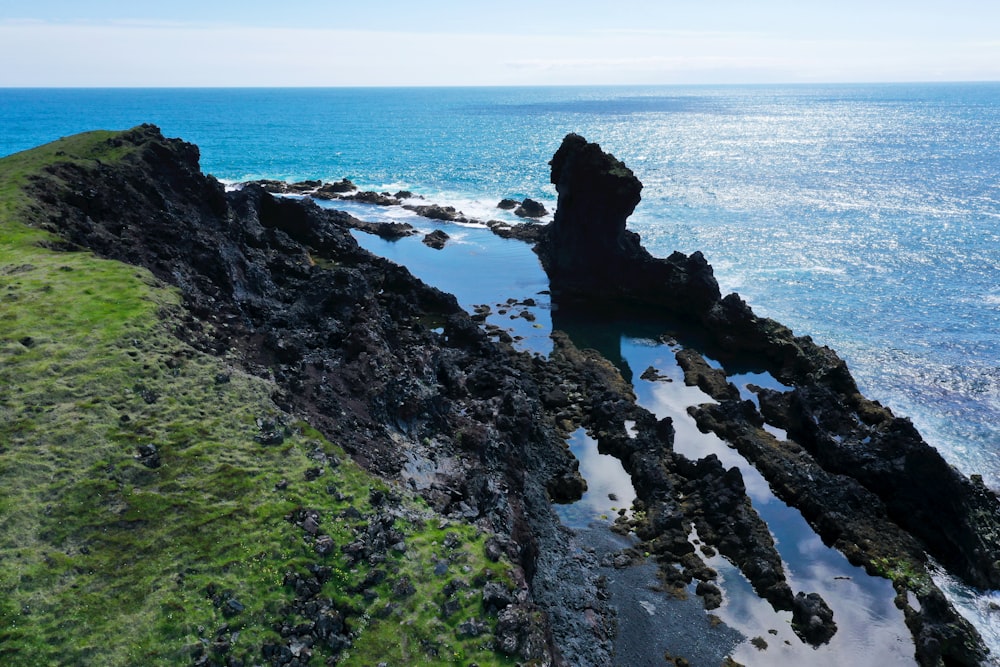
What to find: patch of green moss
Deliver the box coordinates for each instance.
[0,131,516,666]
[345,516,515,666]
[870,556,931,591]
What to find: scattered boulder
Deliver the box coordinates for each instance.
[403,203,469,223]
[344,190,399,206]
[497,198,519,210]
[790,592,837,646]
[348,219,417,240]
[485,219,548,243]
[316,178,356,195]
[135,443,161,468]
[422,229,450,249]
[514,198,548,218]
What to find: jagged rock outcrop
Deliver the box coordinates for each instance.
[515,197,548,218]
[24,124,613,666]
[533,132,1000,667]
[29,124,1000,666]
[537,134,720,315]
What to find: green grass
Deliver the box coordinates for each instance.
[0,130,516,666]
[345,518,513,665]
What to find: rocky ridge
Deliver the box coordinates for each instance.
[232,131,997,665]
[12,124,1000,666]
[532,132,1000,666]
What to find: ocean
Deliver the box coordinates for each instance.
[3,84,999,662]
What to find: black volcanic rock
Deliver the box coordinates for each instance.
[791,592,837,646]
[24,124,622,667]
[535,131,1000,666]
[514,198,548,218]
[541,133,642,290]
[422,229,449,249]
[537,133,721,315]
[27,125,1000,667]
[403,203,469,223]
[317,178,356,195]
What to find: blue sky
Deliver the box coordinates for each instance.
[2,1,998,86]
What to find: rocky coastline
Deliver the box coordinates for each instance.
[8,124,1000,666]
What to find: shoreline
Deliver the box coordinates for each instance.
[3,124,998,665]
[268,140,1000,664]
[340,201,922,666]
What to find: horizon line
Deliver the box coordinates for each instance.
[3,80,1000,90]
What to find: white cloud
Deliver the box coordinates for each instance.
[1,19,999,86]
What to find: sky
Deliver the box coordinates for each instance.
[2,0,999,86]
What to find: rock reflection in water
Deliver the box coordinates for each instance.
[622,337,916,666]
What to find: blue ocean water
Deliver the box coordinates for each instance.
[3,85,1000,655]
[3,84,996,486]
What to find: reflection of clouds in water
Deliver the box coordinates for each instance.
[712,553,914,667]
[763,423,789,440]
[556,429,635,528]
[572,430,635,512]
[645,379,774,502]
[623,343,914,664]
[795,532,828,557]
[732,371,792,440]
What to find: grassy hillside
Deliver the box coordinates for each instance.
[0,132,514,666]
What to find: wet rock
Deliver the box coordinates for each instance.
[639,366,671,382]
[695,581,723,610]
[675,349,740,401]
[514,198,548,218]
[790,592,836,646]
[403,203,468,222]
[497,198,519,210]
[344,190,399,206]
[422,229,450,249]
[315,178,356,196]
[348,219,417,240]
[289,179,321,192]
[486,219,548,243]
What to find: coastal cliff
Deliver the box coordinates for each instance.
[1,126,997,666]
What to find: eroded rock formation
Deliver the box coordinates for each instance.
[534,132,1000,667]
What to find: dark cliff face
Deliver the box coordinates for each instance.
[546,132,642,282]
[538,133,722,316]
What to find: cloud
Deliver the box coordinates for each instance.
[2,18,999,86]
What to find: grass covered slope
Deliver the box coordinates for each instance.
[0,132,515,665]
